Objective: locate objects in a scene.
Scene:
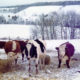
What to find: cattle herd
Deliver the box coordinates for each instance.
[0,39,75,75]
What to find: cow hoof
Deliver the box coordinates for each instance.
[58,66,60,68]
[67,67,70,69]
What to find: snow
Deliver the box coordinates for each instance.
[0,24,33,39]
[0,5,80,22]
[60,5,80,14]
[16,6,62,21]
[15,5,80,21]
[73,73,80,80]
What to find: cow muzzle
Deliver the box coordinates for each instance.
[27,57,30,60]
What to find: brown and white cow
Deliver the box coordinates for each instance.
[56,42,75,68]
[4,40,21,64]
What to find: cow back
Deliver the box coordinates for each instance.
[4,41,21,54]
[66,43,75,57]
[5,41,13,54]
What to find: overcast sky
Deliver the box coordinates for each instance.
[0,0,77,6]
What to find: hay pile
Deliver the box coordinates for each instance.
[39,54,51,70]
[0,59,13,73]
[39,55,51,65]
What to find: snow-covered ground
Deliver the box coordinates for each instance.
[0,24,33,39]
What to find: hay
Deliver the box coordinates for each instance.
[45,55,51,65]
[39,55,51,70]
[0,59,13,73]
[39,55,51,65]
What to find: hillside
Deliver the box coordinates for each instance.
[0,1,80,13]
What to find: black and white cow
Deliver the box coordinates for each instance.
[35,39,46,53]
[23,39,46,75]
[56,42,75,68]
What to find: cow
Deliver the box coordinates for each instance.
[35,39,46,53]
[56,42,75,68]
[16,40,28,61]
[23,39,46,75]
[4,40,21,64]
[0,41,6,49]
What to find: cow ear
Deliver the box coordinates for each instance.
[55,47,59,50]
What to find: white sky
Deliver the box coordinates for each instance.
[0,0,78,6]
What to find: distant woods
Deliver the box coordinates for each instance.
[31,11,80,39]
[0,15,35,25]
[0,11,80,39]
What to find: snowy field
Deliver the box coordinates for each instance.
[0,40,80,80]
[0,24,33,39]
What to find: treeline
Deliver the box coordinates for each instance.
[31,11,80,39]
[0,15,35,25]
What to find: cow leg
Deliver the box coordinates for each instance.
[35,59,39,74]
[15,58,17,64]
[22,53,24,61]
[28,62,31,72]
[39,59,41,70]
[35,64,38,74]
[58,59,61,68]
[66,59,70,68]
[28,60,31,76]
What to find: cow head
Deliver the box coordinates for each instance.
[55,47,59,50]
[26,43,32,60]
[7,52,18,60]
[55,44,66,58]
[25,43,37,60]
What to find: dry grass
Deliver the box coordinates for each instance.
[0,59,13,73]
[0,75,58,80]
